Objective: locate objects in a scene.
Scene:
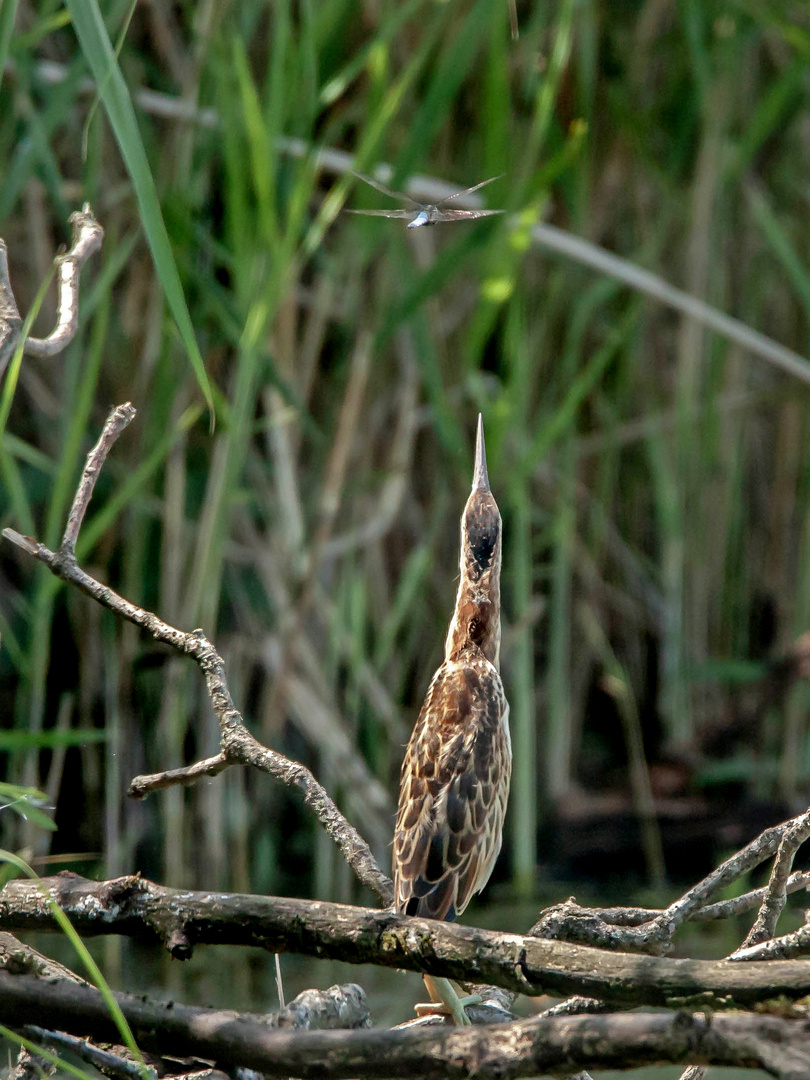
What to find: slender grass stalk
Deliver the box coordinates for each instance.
[0,0,19,90]
[0,1025,106,1080]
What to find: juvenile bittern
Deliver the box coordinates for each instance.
[393,414,511,1025]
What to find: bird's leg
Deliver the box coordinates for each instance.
[414,975,482,1025]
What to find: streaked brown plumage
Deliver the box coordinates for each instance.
[394,415,510,926]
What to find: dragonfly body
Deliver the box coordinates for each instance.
[345,171,504,227]
[407,208,433,229]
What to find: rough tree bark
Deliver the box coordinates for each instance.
[2,972,810,1079]
[3,873,810,1012]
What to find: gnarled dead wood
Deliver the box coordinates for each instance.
[3,873,810,1010]
[0,972,809,1079]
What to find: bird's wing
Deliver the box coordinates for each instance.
[393,658,510,921]
[343,208,417,219]
[437,175,504,206]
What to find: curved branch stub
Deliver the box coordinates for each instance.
[22,203,104,361]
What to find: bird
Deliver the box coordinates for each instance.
[392,414,511,1025]
[345,171,505,229]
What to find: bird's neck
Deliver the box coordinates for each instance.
[444,563,501,668]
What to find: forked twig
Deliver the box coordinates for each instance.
[531,812,810,958]
[733,808,810,953]
[2,403,394,907]
[531,804,810,1080]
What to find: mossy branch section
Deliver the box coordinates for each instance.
[4,873,810,1010]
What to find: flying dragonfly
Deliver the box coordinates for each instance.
[345,171,505,229]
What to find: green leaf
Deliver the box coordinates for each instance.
[64,0,214,418]
[0,728,108,749]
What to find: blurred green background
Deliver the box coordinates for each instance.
[1,0,810,1067]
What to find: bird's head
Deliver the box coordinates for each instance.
[445,415,502,667]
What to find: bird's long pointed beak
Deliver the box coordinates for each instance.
[472,413,490,492]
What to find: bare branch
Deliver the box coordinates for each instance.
[3,874,810,1008]
[23,1028,156,1080]
[127,753,229,795]
[729,923,810,963]
[2,971,810,1079]
[1,404,393,907]
[734,808,810,952]
[21,205,104,360]
[0,204,103,382]
[532,870,810,944]
[644,815,803,944]
[0,240,23,378]
[696,871,810,921]
[61,402,136,556]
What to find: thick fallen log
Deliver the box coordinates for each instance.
[4,873,810,1010]
[0,971,808,1079]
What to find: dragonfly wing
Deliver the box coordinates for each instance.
[434,209,505,221]
[344,208,418,219]
[437,174,505,207]
[351,171,422,209]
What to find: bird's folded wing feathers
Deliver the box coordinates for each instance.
[393,660,508,921]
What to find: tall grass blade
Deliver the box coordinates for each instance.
[64,0,214,415]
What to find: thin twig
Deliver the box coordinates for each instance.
[61,403,136,557]
[695,870,810,921]
[0,204,103,382]
[1,404,394,907]
[127,753,229,795]
[0,240,22,379]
